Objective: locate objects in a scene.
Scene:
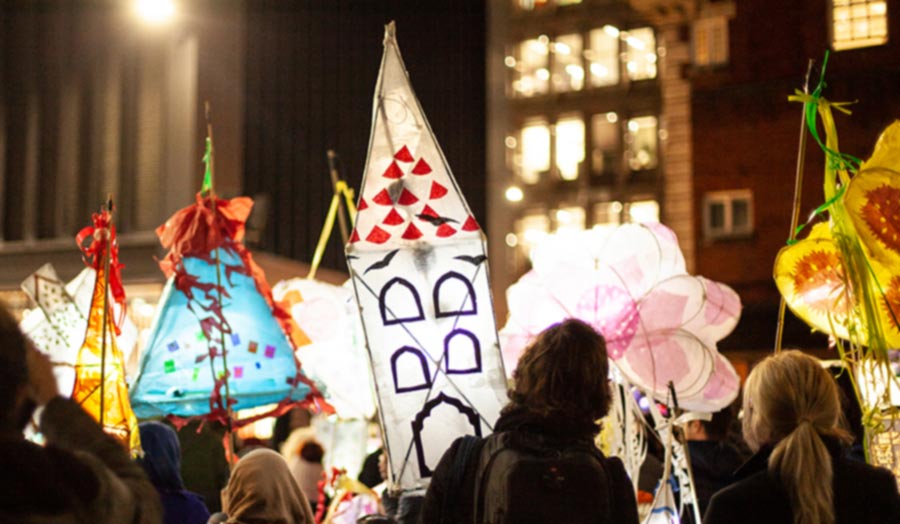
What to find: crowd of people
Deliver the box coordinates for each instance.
[1,302,899,523]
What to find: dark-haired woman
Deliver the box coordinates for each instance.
[419,318,638,524]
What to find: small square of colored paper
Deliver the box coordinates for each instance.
[264,345,276,358]
[231,333,241,346]
[255,362,261,370]
[164,360,176,374]
[196,330,206,341]
[192,368,200,381]
[234,366,244,379]
[248,341,258,354]
[167,341,179,352]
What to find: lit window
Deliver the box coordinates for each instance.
[587,28,620,87]
[626,200,660,223]
[591,113,619,177]
[512,38,550,97]
[554,206,586,233]
[551,34,584,92]
[517,120,551,184]
[623,27,657,81]
[625,116,658,171]
[703,190,754,240]
[693,17,730,67]
[832,0,888,51]
[516,0,550,11]
[593,201,623,227]
[555,116,585,181]
[516,212,550,250]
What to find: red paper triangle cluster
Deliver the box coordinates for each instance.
[349,229,360,243]
[358,198,368,211]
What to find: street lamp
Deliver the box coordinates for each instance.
[134,0,176,25]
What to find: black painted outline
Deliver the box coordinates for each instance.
[390,346,431,394]
[433,271,477,318]
[411,392,482,477]
[444,329,482,375]
[379,277,425,325]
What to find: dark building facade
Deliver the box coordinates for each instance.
[0,1,487,315]
[689,0,900,354]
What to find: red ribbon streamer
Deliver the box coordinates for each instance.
[76,209,126,333]
[156,192,333,431]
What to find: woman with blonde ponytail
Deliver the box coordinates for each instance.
[705,350,900,524]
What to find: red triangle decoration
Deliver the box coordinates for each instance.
[429,181,448,200]
[358,198,369,211]
[394,146,414,163]
[436,224,457,238]
[382,208,405,226]
[349,229,360,243]
[366,226,391,244]
[462,216,480,232]
[401,223,423,240]
[420,204,438,218]
[372,189,393,206]
[382,161,404,179]
[397,188,419,206]
[411,158,432,175]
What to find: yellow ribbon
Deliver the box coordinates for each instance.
[308,180,357,281]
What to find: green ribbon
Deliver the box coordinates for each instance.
[201,137,213,194]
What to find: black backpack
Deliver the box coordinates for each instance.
[472,431,615,524]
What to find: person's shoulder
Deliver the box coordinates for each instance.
[0,439,101,514]
[833,456,900,497]
[704,470,788,523]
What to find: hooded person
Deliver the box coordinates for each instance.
[211,448,315,524]
[138,421,211,524]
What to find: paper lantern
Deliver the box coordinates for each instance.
[345,23,507,490]
[500,224,742,412]
[20,264,140,394]
[272,278,376,420]
[130,193,320,420]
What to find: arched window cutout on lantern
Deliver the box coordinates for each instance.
[390,346,431,394]
[411,392,482,477]
[379,277,425,325]
[433,271,477,318]
[444,329,482,375]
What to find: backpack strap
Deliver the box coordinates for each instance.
[441,435,481,524]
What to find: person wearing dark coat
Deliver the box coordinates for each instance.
[682,405,747,520]
[419,319,638,524]
[704,350,900,524]
[138,421,211,524]
[0,302,162,524]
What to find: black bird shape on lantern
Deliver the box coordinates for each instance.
[454,254,487,266]
[415,214,459,226]
[364,249,400,274]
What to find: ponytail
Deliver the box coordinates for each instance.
[769,421,835,524]
[743,351,850,524]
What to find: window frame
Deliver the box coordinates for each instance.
[702,189,754,241]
